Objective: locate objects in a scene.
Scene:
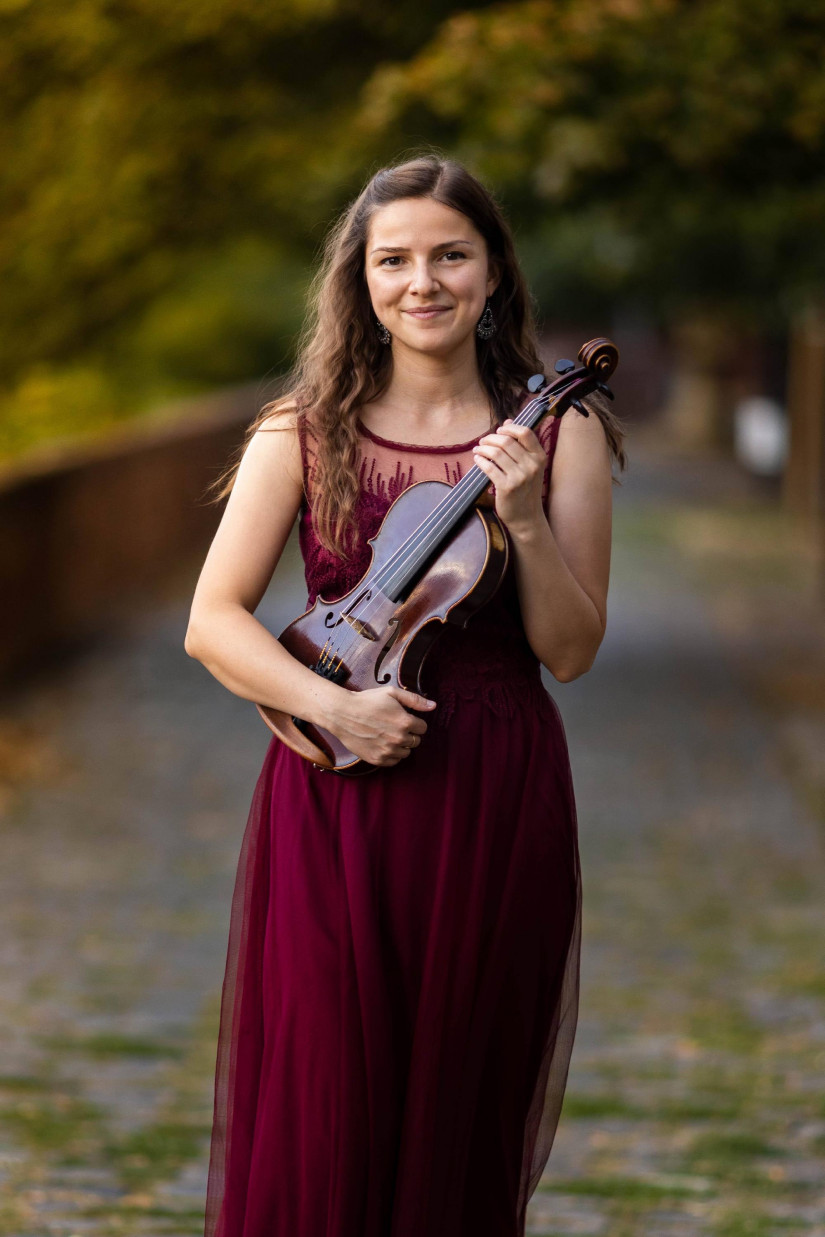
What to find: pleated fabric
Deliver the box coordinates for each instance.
[204,409,582,1237]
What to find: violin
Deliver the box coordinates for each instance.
[255,337,618,773]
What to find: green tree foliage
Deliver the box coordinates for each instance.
[353,0,825,323]
[0,0,502,456]
[0,0,493,382]
[3,0,824,459]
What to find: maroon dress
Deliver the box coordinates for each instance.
[204,410,582,1237]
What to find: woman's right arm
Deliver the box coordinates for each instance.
[183,411,342,727]
[183,413,435,765]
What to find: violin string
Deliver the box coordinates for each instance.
[372,400,543,588]
[319,389,567,673]
[320,378,584,672]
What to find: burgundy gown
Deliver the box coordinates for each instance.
[204,409,582,1237]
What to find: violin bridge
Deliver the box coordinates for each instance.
[343,614,378,641]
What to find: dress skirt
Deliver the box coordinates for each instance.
[204,676,582,1237]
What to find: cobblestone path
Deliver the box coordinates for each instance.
[0,442,823,1236]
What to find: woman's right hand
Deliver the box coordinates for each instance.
[324,684,436,767]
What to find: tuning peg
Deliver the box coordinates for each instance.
[554,358,576,375]
[571,399,590,417]
[527,373,546,393]
[596,381,615,400]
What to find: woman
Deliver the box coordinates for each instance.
[185,154,625,1237]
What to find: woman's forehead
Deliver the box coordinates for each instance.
[366,197,484,251]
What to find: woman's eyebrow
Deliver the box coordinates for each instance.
[370,239,477,255]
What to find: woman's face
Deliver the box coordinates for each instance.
[364,196,499,357]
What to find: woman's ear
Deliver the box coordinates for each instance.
[486,258,502,298]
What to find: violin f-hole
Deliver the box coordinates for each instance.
[374,617,400,684]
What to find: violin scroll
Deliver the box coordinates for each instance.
[578,337,619,379]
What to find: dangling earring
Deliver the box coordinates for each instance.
[476,298,496,340]
[374,315,391,345]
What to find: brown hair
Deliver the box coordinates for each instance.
[206,153,626,557]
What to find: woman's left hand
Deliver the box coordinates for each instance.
[473,419,547,534]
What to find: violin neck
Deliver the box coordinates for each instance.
[377,393,560,602]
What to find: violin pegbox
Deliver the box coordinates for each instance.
[515,335,620,432]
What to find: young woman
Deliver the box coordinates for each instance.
[185,154,625,1237]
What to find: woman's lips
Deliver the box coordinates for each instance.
[403,307,451,319]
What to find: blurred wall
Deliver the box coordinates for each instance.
[0,384,262,685]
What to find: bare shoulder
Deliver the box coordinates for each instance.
[187,397,305,618]
[555,402,610,454]
[551,404,612,486]
[257,395,300,433]
[241,397,303,491]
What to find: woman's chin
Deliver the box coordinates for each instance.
[394,327,474,358]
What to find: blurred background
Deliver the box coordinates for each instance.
[1,2,824,1235]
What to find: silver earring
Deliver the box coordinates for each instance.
[476,298,496,340]
[375,317,391,345]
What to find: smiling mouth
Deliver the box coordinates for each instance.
[403,307,451,318]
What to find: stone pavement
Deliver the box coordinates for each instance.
[0,438,823,1236]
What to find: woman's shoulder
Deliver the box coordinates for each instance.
[254,395,313,456]
[548,400,614,502]
[256,394,301,434]
[243,396,305,490]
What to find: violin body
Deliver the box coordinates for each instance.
[256,481,509,773]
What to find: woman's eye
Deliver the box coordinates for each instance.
[378,251,466,267]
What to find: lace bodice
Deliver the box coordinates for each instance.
[296,411,563,724]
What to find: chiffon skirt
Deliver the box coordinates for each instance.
[204,685,582,1237]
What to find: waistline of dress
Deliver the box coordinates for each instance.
[426,668,557,729]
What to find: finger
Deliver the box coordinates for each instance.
[378,741,408,763]
[393,730,423,756]
[389,687,437,711]
[473,446,526,478]
[407,717,428,736]
[497,427,544,464]
[477,432,521,460]
[474,451,538,494]
[473,453,504,478]
[478,430,528,462]
[498,422,543,454]
[474,440,513,457]
[473,446,510,473]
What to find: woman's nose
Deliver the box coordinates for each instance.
[408,261,439,295]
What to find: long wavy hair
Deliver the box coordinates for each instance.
[207,154,627,557]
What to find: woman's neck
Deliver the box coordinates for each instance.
[363,340,493,440]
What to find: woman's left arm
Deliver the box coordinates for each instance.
[472,407,613,682]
